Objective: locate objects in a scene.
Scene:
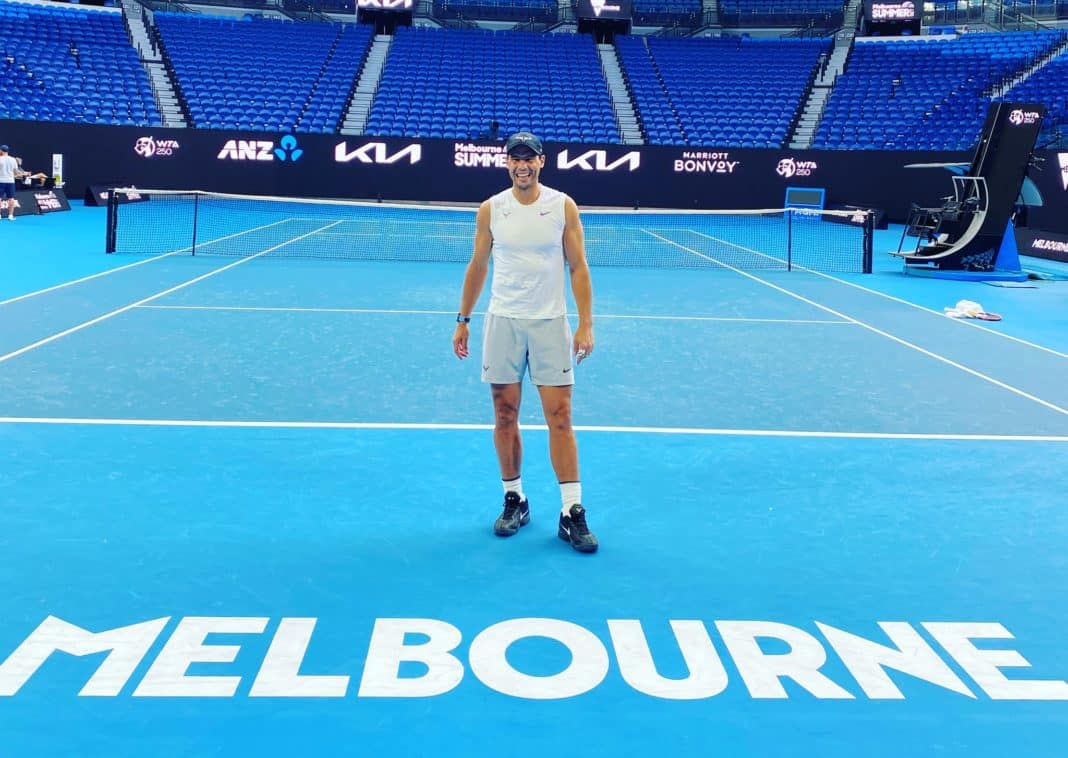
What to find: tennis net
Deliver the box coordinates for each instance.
[106,189,874,273]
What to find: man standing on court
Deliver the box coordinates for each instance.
[451,131,598,553]
[0,146,19,220]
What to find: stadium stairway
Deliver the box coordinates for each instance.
[788,0,862,149]
[598,43,643,144]
[121,0,186,128]
[342,33,390,135]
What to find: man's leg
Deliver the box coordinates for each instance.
[536,384,577,483]
[537,384,597,553]
[491,382,529,536]
[492,382,523,480]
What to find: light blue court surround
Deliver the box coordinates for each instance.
[0,203,1066,756]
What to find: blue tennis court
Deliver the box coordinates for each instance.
[1,203,1066,756]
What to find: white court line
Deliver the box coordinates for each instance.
[0,221,343,365]
[802,264,1068,360]
[0,415,1065,441]
[685,229,1068,360]
[642,229,1068,417]
[0,215,312,308]
[316,232,469,240]
[134,304,854,325]
[0,252,181,307]
[294,217,473,227]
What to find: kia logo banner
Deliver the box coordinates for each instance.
[556,149,641,172]
[335,142,422,165]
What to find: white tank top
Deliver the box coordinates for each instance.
[0,156,17,184]
[488,184,568,319]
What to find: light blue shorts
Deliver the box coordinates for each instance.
[481,313,574,386]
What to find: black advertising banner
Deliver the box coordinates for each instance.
[33,188,71,213]
[1027,150,1068,234]
[12,190,38,217]
[574,0,633,20]
[4,118,1066,230]
[357,0,414,9]
[1015,227,1068,263]
[863,0,919,22]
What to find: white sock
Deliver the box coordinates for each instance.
[560,481,582,515]
[503,476,525,500]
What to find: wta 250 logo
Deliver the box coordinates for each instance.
[1008,109,1041,126]
[134,137,180,158]
[776,157,818,179]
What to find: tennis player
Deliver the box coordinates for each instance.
[451,131,598,553]
[0,145,18,220]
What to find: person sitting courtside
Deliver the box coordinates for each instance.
[15,157,49,188]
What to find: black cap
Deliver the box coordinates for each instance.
[505,132,543,157]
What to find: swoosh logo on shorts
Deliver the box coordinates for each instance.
[563,368,571,373]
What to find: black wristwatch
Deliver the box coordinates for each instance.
[456,314,471,324]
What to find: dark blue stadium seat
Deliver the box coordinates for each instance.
[718,0,845,28]
[435,0,556,24]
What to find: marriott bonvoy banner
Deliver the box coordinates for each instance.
[3,120,1066,228]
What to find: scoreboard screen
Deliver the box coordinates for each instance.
[574,0,633,20]
[864,0,919,21]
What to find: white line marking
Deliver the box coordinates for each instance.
[315,232,469,240]
[0,416,1064,441]
[133,304,854,325]
[804,267,1068,360]
[139,305,461,315]
[0,215,317,307]
[685,229,1068,360]
[291,217,473,227]
[0,221,343,365]
[0,253,182,307]
[643,230,1068,417]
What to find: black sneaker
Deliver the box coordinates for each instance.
[558,504,598,553]
[494,492,530,536]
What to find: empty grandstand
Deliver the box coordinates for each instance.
[1001,43,1068,146]
[619,35,830,147]
[365,26,618,143]
[0,0,159,125]
[813,30,1067,150]
[155,13,373,132]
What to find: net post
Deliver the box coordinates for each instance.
[863,210,874,274]
[191,191,199,256]
[786,209,793,272]
[105,188,117,254]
